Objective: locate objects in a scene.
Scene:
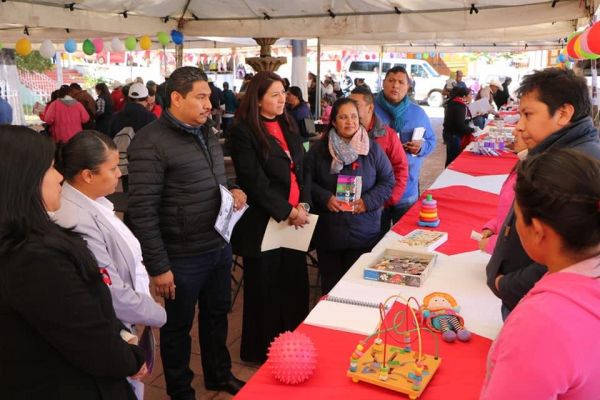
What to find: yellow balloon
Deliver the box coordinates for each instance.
[15,38,32,56]
[139,35,152,50]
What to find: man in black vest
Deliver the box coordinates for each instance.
[127,66,247,399]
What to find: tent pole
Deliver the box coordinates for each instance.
[56,51,63,87]
[377,45,384,92]
[316,37,321,119]
[176,44,183,68]
[592,13,598,122]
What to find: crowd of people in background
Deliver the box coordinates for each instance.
[1,64,599,400]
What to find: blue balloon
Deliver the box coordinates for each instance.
[429,51,436,57]
[439,52,445,58]
[557,53,566,62]
[64,38,77,53]
[170,30,184,45]
[416,53,422,59]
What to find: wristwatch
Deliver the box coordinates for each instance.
[298,202,310,213]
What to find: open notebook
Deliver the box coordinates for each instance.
[303,281,398,335]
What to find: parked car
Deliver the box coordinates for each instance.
[346,58,448,107]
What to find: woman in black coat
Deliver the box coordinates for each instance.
[0,126,146,400]
[443,86,475,166]
[229,72,312,363]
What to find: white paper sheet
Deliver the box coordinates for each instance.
[468,97,494,116]
[260,214,319,252]
[214,185,248,242]
[412,127,425,141]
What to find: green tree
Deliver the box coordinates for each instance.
[16,51,54,73]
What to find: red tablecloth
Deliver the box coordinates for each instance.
[448,151,517,177]
[392,186,499,256]
[235,301,491,400]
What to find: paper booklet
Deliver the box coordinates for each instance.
[214,185,248,242]
[397,229,448,252]
[336,175,362,212]
[260,213,319,252]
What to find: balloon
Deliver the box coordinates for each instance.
[82,39,96,56]
[170,29,184,45]
[15,38,32,56]
[92,38,104,53]
[416,53,422,59]
[430,51,436,57]
[111,37,125,52]
[39,39,56,59]
[567,31,579,42]
[124,36,137,51]
[157,31,170,46]
[557,53,566,62]
[365,54,370,60]
[587,22,600,54]
[575,34,600,60]
[64,38,77,53]
[566,33,581,59]
[139,35,152,50]
[423,52,429,59]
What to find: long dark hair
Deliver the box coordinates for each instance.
[515,148,600,252]
[235,71,297,159]
[95,82,113,106]
[287,86,306,103]
[56,130,117,181]
[0,126,98,281]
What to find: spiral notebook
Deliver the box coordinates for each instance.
[304,294,389,335]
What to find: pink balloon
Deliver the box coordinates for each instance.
[92,38,104,53]
[580,29,593,54]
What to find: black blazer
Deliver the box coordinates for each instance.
[229,117,311,257]
[0,235,145,400]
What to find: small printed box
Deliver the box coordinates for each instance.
[363,248,437,287]
[336,175,362,212]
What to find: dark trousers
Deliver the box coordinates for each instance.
[445,134,462,167]
[379,195,418,239]
[317,247,370,294]
[241,249,309,363]
[161,245,233,400]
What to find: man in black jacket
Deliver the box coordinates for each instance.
[110,82,156,138]
[486,68,600,319]
[127,67,247,400]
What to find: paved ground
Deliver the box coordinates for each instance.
[144,107,447,400]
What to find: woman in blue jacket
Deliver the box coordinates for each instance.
[306,98,395,293]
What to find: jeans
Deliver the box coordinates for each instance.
[160,244,233,400]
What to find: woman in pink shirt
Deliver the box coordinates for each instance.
[43,86,89,143]
[481,148,600,399]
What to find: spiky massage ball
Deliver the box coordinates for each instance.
[267,331,317,385]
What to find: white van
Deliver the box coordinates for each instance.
[347,59,448,107]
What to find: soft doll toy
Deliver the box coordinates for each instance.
[421,292,471,343]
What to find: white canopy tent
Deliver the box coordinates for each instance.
[0,0,595,50]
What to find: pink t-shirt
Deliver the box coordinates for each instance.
[481,257,600,399]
